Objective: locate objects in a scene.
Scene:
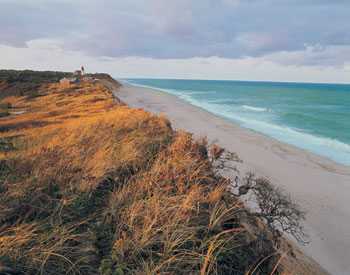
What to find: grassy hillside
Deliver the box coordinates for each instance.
[0,71,325,274]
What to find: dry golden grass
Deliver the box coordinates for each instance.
[0,78,325,274]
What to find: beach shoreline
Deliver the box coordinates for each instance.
[115,83,350,275]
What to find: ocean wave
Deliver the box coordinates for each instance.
[242,105,269,112]
[181,89,215,95]
[208,98,239,105]
[173,95,350,164]
[228,116,350,164]
[124,82,178,95]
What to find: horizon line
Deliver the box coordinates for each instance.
[120,77,350,86]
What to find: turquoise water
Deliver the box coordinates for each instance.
[126,79,350,165]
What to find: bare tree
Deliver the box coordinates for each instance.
[209,144,308,244]
[238,173,308,244]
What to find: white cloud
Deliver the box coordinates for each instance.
[263,45,350,67]
[26,38,64,51]
[1,43,349,84]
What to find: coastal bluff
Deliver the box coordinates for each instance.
[0,70,326,275]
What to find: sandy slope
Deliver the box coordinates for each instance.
[114,84,350,275]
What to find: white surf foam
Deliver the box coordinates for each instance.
[242,105,269,112]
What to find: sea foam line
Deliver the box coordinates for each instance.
[242,105,269,112]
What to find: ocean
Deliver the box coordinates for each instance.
[125,78,350,166]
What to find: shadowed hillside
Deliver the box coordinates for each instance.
[0,70,326,275]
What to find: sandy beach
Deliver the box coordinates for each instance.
[114,83,350,275]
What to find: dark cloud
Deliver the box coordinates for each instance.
[0,0,349,66]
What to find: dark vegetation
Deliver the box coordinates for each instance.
[0,70,71,84]
[0,71,322,275]
[0,69,117,100]
[0,70,71,99]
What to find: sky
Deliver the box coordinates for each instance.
[1,0,350,83]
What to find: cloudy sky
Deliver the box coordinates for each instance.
[1,0,350,83]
